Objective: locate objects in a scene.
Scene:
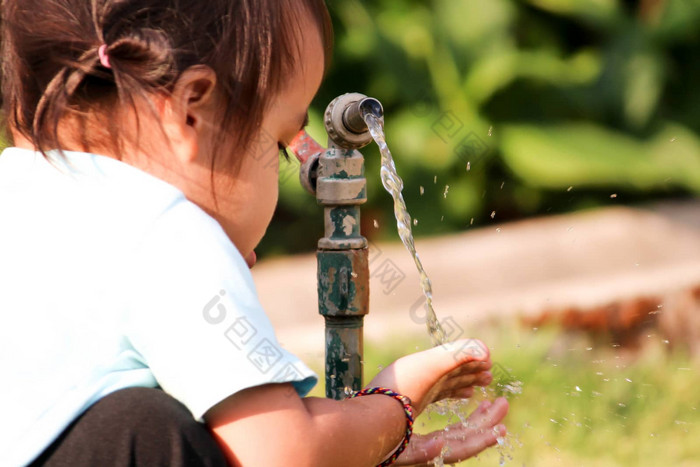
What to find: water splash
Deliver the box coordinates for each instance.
[364,112,522,464]
[364,113,447,345]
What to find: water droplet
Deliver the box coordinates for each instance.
[440,215,444,222]
[434,175,437,184]
[488,126,493,137]
[419,186,424,196]
[491,211,496,219]
[663,339,670,344]
[496,228,502,233]
[670,137,676,142]
[625,378,632,383]
[500,181,505,189]
[373,219,379,228]
[575,386,582,392]
[567,186,573,192]
[466,162,471,171]
[470,218,474,225]
[610,193,618,199]
[413,218,418,226]
[443,185,449,198]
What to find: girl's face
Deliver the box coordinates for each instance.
[193,20,325,267]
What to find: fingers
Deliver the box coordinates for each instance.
[445,368,493,388]
[444,359,492,378]
[368,339,494,417]
[395,398,510,466]
[450,386,475,400]
[432,372,491,401]
[446,339,490,363]
[393,434,445,466]
[438,398,509,463]
[411,339,491,375]
[466,397,509,427]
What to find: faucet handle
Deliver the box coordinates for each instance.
[289,130,325,164]
[289,130,323,195]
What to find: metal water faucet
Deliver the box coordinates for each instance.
[289,93,383,399]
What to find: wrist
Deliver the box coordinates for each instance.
[348,387,414,466]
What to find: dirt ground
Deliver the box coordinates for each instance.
[252,200,700,365]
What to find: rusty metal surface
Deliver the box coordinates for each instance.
[315,149,367,205]
[317,248,369,317]
[324,317,364,399]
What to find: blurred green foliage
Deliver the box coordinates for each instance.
[262,0,700,256]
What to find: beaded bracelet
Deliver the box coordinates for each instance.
[348,387,415,467]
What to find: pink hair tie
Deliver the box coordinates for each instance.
[98,44,111,69]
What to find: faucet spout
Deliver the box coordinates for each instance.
[324,93,384,150]
[343,97,384,134]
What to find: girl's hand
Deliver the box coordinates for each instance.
[367,339,509,464]
[395,398,509,466]
[367,339,494,414]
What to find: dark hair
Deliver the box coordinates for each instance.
[0,0,332,166]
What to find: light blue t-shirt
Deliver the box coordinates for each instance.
[0,148,317,466]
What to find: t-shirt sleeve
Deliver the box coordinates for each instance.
[124,199,317,421]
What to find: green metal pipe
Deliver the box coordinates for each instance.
[291,93,384,400]
[316,147,369,399]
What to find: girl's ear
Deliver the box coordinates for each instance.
[162,66,218,164]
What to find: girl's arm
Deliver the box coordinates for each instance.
[204,339,508,466]
[207,384,407,466]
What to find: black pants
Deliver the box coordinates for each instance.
[30,387,229,467]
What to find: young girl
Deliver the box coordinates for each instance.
[0,1,508,465]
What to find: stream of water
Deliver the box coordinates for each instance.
[364,113,448,346]
[364,112,520,465]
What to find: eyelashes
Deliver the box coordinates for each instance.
[278,143,291,162]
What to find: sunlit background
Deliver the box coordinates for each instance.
[265,0,700,254]
[2,0,697,465]
[257,1,700,465]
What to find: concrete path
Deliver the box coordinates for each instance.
[252,201,700,364]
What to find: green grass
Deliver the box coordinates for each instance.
[352,325,700,466]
